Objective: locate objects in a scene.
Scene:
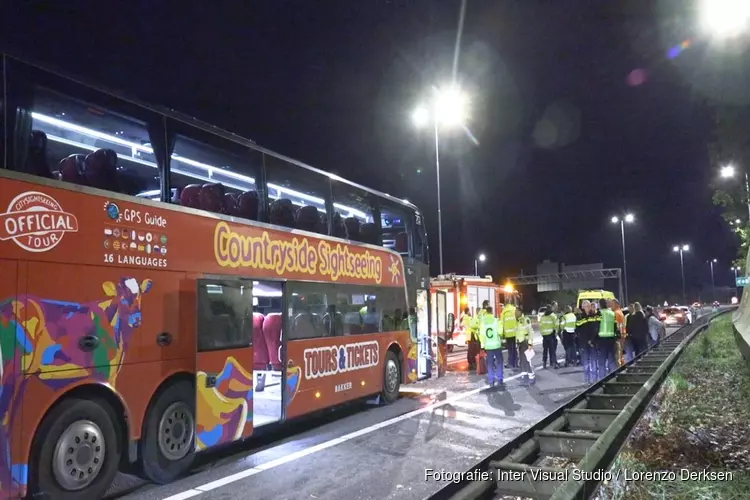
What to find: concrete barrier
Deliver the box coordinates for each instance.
[733,248,750,362]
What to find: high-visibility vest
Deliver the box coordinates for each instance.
[480,314,503,350]
[563,312,577,332]
[502,305,518,338]
[599,309,616,337]
[539,314,556,335]
[516,315,532,344]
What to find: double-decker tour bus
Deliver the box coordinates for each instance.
[430,275,523,353]
[0,54,433,499]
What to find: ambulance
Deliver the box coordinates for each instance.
[430,274,522,351]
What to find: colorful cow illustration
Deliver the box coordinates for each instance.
[0,277,152,496]
[195,357,254,451]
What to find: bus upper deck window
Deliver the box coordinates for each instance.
[264,154,331,235]
[331,181,376,244]
[169,134,260,219]
[25,88,160,198]
[380,200,411,257]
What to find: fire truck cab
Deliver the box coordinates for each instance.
[430,274,522,351]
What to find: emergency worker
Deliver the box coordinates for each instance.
[479,306,504,388]
[502,303,518,369]
[539,305,558,369]
[468,300,490,371]
[576,300,598,384]
[612,299,625,366]
[459,308,474,369]
[515,308,535,385]
[562,306,577,367]
[597,298,617,379]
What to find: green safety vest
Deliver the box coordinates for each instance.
[502,305,517,338]
[599,308,616,338]
[516,315,532,344]
[480,314,503,350]
[563,312,577,332]
[539,314,557,335]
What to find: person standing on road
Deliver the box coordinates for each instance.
[479,306,504,388]
[459,308,476,371]
[611,299,625,367]
[468,301,490,371]
[576,300,597,384]
[515,308,536,385]
[562,306,577,367]
[539,305,558,369]
[626,302,648,358]
[646,306,665,346]
[596,298,617,379]
[502,303,518,370]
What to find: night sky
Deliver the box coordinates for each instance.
[2,1,746,300]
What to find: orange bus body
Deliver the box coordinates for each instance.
[0,172,416,499]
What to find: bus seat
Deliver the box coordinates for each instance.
[223,192,239,216]
[26,130,52,178]
[269,198,295,228]
[322,311,344,337]
[296,205,320,233]
[200,183,225,213]
[332,213,347,238]
[394,232,408,253]
[236,190,259,220]
[293,312,318,339]
[171,187,182,204]
[360,223,378,245]
[180,184,202,208]
[263,312,283,370]
[84,149,120,191]
[344,217,361,241]
[253,313,269,370]
[58,154,87,184]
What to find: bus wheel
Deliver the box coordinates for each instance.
[381,351,401,404]
[30,398,120,500]
[138,380,195,484]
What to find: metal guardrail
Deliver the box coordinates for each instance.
[426,310,734,500]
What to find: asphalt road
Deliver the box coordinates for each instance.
[108,332,648,500]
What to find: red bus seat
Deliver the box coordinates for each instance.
[394,232,408,253]
[84,149,120,191]
[180,184,202,208]
[223,192,239,216]
[236,190,259,220]
[263,312,283,370]
[58,154,87,185]
[296,205,321,233]
[199,183,225,213]
[344,217,360,241]
[253,313,269,370]
[269,198,295,228]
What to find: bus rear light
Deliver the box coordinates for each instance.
[360,380,366,387]
[315,391,321,398]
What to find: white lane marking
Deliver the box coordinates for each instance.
[160,368,542,499]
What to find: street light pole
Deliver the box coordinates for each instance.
[413,85,469,275]
[611,214,634,305]
[708,259,717,301]
[732,266,740,297]
[673,244,689,304]
[434,118,443,275]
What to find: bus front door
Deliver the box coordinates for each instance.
[434,290,448,377]
[195,278,255,453]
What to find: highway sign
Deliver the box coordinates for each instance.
[737,276,750,287]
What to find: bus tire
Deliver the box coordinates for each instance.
[381,351,401,404]
[138,380,195,484]
[29,397,121,500]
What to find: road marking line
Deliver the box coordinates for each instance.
[160,370,533,499]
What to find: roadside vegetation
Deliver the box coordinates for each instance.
[600,314,750,499]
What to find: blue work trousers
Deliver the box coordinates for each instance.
[485,348,504,384]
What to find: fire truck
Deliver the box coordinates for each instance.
[430,274,522,352]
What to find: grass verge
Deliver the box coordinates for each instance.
[600,314,750,500]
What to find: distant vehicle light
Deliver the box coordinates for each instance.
[732,297,739,304]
